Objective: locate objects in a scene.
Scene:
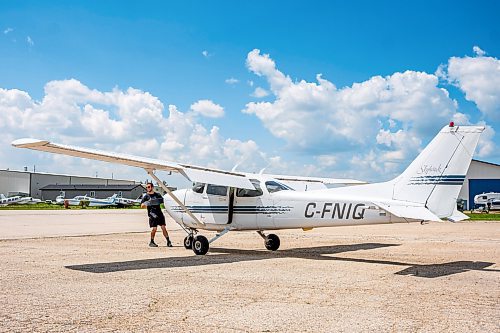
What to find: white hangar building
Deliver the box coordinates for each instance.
[458,159,500,210]
[0,169,139,200]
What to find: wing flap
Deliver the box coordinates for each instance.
[268,174,367,185]
[12,138,255,189]
[374,201,442,222]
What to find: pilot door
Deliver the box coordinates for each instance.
[233,179,273,230]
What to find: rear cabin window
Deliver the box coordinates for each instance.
[207,184,228,196]
[192,183,205,194]
[236,179,263,197]
[265,181,292,193]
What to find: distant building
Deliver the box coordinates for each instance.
[0,169,139,199]
[39,184,145,201]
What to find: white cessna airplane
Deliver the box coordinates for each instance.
[0,194,24,206]
[12,123,483,255]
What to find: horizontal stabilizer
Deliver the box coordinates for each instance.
[447,208,469,222]
[374,201,442,222]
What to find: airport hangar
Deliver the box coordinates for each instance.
[0,169,142,200]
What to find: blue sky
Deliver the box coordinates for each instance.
[1,1,499,185]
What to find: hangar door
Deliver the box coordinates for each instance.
[469,179,500,209]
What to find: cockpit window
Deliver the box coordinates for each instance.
[192,182,205,194]
[236,179,263,197]
[265,181,293,193]
[207,184,228,196]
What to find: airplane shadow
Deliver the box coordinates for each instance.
[65,243,498,278]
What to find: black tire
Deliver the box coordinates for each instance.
[265,234,280,251]
[192,235,209,255]
[184,235,194,249]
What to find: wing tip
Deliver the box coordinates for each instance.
[11,138,49,148]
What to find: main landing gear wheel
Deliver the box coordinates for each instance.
[192,235,209,255]
[183,235,194,249]
[264,234,280,251]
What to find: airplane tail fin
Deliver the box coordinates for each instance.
[390,124,484,218]
[0,194,5,200]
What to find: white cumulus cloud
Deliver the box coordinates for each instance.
[439,47,500,120]
[190,99,224,118]
[0,80,271,182]
[251,87,269,98]
[242,48,497,179]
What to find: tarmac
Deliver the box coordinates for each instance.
[0,209,498,332]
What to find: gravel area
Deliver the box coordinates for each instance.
[0,210,498,332]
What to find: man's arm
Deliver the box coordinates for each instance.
[140,193,149,208]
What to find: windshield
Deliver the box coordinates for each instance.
[265,181,293,193]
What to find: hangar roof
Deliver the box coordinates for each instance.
[472,159,500,168]
[39,184,144,191]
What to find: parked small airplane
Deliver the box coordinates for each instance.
[60,194,118,207]
[0,194,24,206]
[16,197,42,205]
[113,195,142,207]
[13,123,484,255]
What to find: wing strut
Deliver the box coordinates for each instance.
[145,169,205,226]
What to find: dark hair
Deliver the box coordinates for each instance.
[146,182,154,187]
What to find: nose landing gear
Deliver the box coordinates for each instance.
[183,235,194,249]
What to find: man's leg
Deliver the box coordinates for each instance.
[161,225,172,247]
[160,225,169,238]
[149,227,158,247]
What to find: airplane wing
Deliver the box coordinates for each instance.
[12,138,255,189]
[373,201,442,222]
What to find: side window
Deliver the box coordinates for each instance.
[265,181,292,193]
[207,184,228,196]
[236,179,263,197]
[192,183,205,194]
[90,191,96,197]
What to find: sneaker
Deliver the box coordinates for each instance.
[149,241,158,247]
[167,240,173,247]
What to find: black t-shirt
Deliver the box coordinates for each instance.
[141,192,165,219]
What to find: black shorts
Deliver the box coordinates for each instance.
[149,215,166,228]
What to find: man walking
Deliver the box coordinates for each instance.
[141,182,172,247]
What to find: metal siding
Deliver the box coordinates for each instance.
[31,174,71,199]
[0,171,30,196]
[468,179,500,209]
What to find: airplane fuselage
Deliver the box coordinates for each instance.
[164,179,409,232]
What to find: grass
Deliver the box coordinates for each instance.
[464,211,500,221]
